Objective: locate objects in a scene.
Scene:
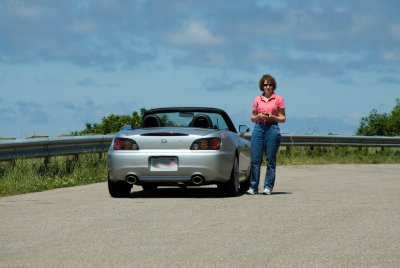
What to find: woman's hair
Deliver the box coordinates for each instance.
[258,74,277,91]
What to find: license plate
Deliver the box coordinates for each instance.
[150,157,178,171]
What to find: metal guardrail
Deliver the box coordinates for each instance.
[0,135,113,161]
[280,135,400,147]
[0,135,399,161]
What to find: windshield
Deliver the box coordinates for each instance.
[152,111,229,130]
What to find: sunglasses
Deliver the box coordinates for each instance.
[263,83,273,87]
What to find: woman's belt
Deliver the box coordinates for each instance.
[257,121,278,126]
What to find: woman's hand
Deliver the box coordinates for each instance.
[258,113,269,121]
[252,110,285,122]
[266,114,276,121]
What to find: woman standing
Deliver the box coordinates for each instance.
[247,74,286,195]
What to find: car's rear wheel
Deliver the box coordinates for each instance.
[108,177,132,197]
[240,168,251,191]
[219,157,240,196]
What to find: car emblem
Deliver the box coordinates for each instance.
[161,139,167,144]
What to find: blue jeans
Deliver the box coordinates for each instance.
[249,123,281,191]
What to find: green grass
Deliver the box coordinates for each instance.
[1,147,399,197]
[0,153,107,197]
[277,146,400,165]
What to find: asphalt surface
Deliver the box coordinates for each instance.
[1,164,400,267]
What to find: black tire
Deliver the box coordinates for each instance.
[142,184,158,191]
[219,157,240,196]
[240,168,251,191]
[108,178,132,197]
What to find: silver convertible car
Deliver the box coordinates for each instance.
[107,107,251,197]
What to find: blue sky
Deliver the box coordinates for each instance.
[1,0,399,139]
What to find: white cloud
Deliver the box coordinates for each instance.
[166,20,222,47]
[380,51,400,62]
[67,19,97,34]
[349,11,375,34]
[389,23,400,40]
[13,3,44,20]
[343,111,364,127]
[248,50,280,62]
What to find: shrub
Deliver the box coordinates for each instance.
[356,98,400,136]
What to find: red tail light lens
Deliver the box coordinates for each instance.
[190,138,221,150]
[113,138,139,150]
[209,138,220,150]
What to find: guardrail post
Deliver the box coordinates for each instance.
[286,145,292,155]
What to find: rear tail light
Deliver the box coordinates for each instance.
[190,138,221,150]
[113,138,139,150]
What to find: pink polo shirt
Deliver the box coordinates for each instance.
[253,93,285,123]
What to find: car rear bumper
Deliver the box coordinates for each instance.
[107,150,234,184]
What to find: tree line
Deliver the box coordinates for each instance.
[71,108,147,136]
[73,99,400,136]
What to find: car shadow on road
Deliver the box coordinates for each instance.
[126,187,292,199]
[128,186,249,199]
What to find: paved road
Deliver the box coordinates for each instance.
[1,164,400,267]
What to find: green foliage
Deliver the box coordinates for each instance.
[278,146,400,165]
[0,153,108,197]
[356,99,400,136]
[72,108,147,135]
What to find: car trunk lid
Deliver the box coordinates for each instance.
[129,128,216,150]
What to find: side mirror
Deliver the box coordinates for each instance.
[238,125,250,137]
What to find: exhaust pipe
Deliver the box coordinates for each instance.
[191,175,205,185]
[125,174,139,185]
